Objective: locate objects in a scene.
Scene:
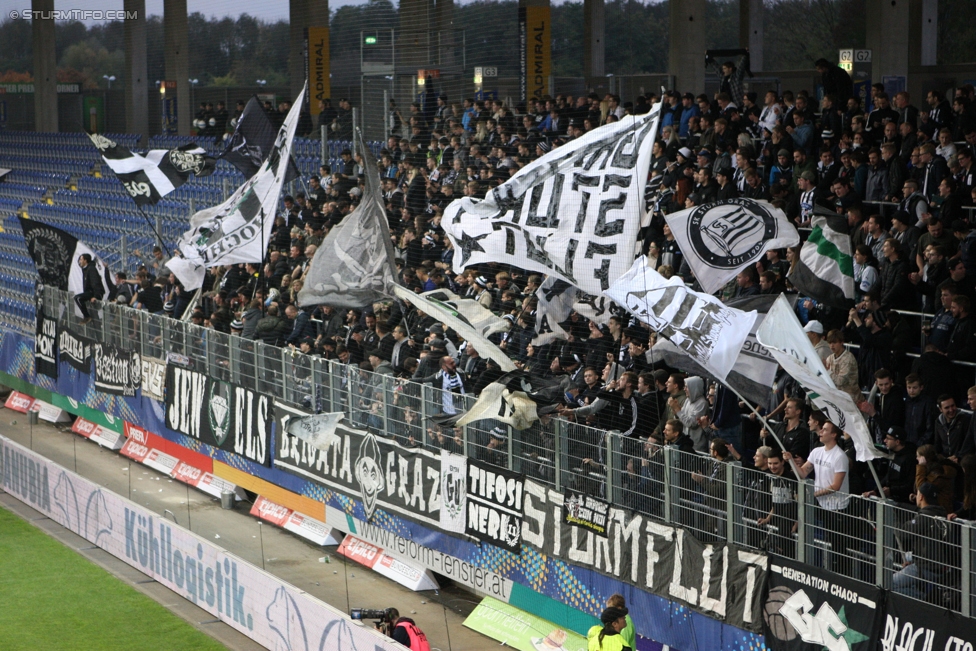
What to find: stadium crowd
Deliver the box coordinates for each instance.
[98,58,976,600]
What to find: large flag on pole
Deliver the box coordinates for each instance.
[19,217,114,317]
[664,198,799,294]
[788,208,856,307]
[756,295,883,462]
[89,134,215,206]
[221,96,301,182]
[171,85,307,290]
[648,294,785,406]
[441,104,661,296]
[298,129,398,308]
[605,256,757,381]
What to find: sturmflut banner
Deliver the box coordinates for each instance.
[164,365,273,466]
[523,479,767,632]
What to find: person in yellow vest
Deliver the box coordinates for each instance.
[606,594,635,649]
[587,606,631,651]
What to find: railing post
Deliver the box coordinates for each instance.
[320,125,328,166]
[963,524,972,617]
[726,462,735,542]
[875,499,885,588]
[507,424,514,471]
[663,446,672,525]
[605,433,614,502]
[420,383,430,448]
[796,479,807,563]
[553,418,562,491]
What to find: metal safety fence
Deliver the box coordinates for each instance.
[34,286,976,618]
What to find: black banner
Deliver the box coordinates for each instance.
[274,401,444,528]
[164,365,272,466]
[881,591,976,651]
[92,343,140,397]
[466,458,524,554]
[564,488,610,537]
[763,555,882,651]
[34,312,58,379]
[522,480,767,632]
[58,327,92,373]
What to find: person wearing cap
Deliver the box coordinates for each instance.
[478,426,508,468]
[368,350,395,376]
[714,166,738,200]
[889,210,921,261]
[892,481,953,600]
[587,606,631,651]
[787,169,821,227]
[864,426,917,504]
[803,320,831,362]
[768,147,794,191]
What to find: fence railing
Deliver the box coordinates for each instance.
[33,286,976,618]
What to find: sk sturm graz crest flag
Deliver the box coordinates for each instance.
[172,85,307,291]
[298,129,398,309]
[664,198,799,294]
[221,96,301,182]
[441,105,661,296]
[89,134,215,206]
[19,217,115,317]
[763,555,882,651]
[788,208,856,307]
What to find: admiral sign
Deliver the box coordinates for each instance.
[164,365,272,466]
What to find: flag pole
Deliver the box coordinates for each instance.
[135,205,173,258]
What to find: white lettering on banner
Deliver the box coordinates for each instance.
[780,590,852,651]
[644,521,673,588]
[670,529,698,604]
[880,616,936,651]
[233,388,268,465]
[737,550,767,624]
[167,367,206,439]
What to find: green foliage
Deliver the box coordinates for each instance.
[60,38,124,88]
[0,508,227,651]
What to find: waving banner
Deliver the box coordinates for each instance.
[606,256,757,381]
[442,106,661,296]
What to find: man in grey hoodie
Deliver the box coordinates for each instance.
[677,376,711,452]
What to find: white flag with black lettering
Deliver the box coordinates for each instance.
[532,277,577,346]
[441,105,660,296]
[756,295,883,461]
[175,85,306,276]
[90,134,215,206]
[605,256,757,381]
[284,412,343,451]
[664,198,799,294]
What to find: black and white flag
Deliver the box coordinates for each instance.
[648,294,784,405]
[442,105,661,296]
[19,217,114,317]
[89,134,215,206]
[284,412,343,450]
[531,277,577,346]
[222,96,301,182]
[664,198,799,294]
[606,256,757,381]
[298,129,398,309]
[173,85,307,291]
[35,309,58,379]
[58,327,92,373]
[466,459,524,554]
[92,343,141,397]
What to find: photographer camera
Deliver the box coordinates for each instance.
[384,608,430,650]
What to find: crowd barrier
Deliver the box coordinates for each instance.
[36,285,976,619]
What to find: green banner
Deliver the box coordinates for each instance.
[463,596,589,651]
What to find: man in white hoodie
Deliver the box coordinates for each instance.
[677,376,711,452]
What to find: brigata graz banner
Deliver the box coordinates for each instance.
[523,479,767,632]
[274,401,446,529]
[881,591,976,651]
[164,365,272,466]
[763,555,882,651]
